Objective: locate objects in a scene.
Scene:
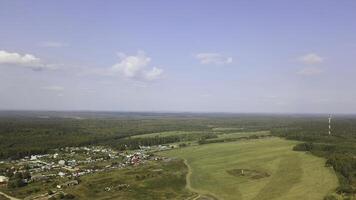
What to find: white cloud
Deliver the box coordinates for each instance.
[40,41,69,48]
[0,50,54,70]
[299,53,324,65]
[0,50,40,65]
[297,66,323,76]
[111,51,163,81]
[41,86,64,91]
[144,67,163,81]
[297,53,324,76]
[195,53,232,65]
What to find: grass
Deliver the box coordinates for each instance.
[130,130,269,139]
[159,137,339,200]
[64,160,194,200]
[130,131,203,138]
[212,127,244,131]
[1,178,56,199]
[214,130,270,139]
[0,194,9,200]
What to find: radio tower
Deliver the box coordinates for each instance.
[328,114,332,135]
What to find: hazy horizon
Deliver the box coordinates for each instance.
[0,110,353,117]
[1,1,356,113]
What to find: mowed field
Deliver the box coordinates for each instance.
[131,131,202,138]
[159,137,338,200]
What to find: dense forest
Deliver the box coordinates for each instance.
[0,111,282,159]
[0,112,292,159]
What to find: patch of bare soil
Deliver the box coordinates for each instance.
[226,168,270,180]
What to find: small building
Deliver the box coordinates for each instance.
[58,160,66,166]
[0,176,9,187]
[30,155,38,160]
[130,154,141,165]
[58,172,66,177]
[67,160,77,166]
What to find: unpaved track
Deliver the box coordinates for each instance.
[0,192,21,200]
[183,159,219,200]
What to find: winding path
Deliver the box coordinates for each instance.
[0,191,21,200]
[183,159,219,200]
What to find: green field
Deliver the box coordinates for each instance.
[64,160,194,200]
[130,131,202,138]
[159,137,339,200]
[131,130,269,139]
[213,131,270,139]
[0,194,9,200]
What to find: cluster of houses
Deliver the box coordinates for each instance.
[0,144,174,200]
[123,152,149,166]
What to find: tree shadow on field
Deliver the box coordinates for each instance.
[252,155,302,200]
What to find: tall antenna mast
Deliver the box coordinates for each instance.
[328,114,332,135]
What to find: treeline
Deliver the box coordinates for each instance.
[198,134,270,145]
[108,132,218,150]
[0,117,212,159]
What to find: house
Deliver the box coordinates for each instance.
[0,176,9,187]
[67,160,77,166]
[58,172,66,177]
[58,160,66,166]
[130,154,141,165]
[30,155,38,160]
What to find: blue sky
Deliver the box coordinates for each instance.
[1,0,356,113]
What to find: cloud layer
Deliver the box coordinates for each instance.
[195,53,232,65]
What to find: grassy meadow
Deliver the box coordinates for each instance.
[130,131,203,138]
[64,159,194,200]
[0,194,9,200]
[159,137,338,200]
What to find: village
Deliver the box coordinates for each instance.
[0,144,172,200]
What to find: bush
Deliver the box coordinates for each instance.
[63,194,75,199]
[336,185,353,194]
[179,143,187,147]
[293,143,313,151]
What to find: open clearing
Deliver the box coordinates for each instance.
[159,137,338,200]
[131,131,203,138]
[64,159,194,200]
